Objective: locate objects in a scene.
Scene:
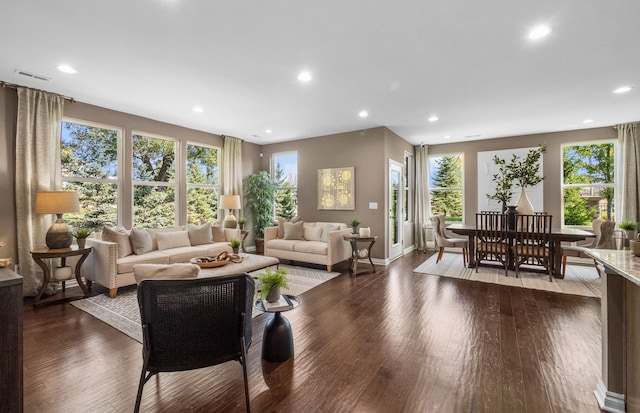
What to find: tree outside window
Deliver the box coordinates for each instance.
[562,142,615,225]
[186,143,220,224]
[429,154,463,221]
[273,152,298,219]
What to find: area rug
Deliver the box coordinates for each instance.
[71,264,340,343]
[413,252,600,297]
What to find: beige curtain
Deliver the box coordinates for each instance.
[618,122,640,223]
[15,87,65,296]
[222,135,243,219]
[414,144,431,252]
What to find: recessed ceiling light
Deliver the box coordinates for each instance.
[583,119,594,124]
[528,25,552,40]
[359,110,368,118]
[192,106,204,113]
[428,116,439,122]
[56,64,77,74]
[444,136,451,140]
[297,71,312,82]
[613,86,632,94]
[265,129,272,134]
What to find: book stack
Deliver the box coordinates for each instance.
[263,295,293,311]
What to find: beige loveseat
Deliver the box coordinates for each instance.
[85,223,237,298]
[264,221,352,272]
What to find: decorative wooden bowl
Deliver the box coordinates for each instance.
[190,256,230,268]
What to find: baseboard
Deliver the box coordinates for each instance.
[594,380,626,413]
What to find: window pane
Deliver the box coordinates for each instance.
[63,181,117,230]
[187,187,218,224]
[134,185,176,227]
[429,154,463,220]
[61,122,118,179]
[133,134,176,183]
[563,186,614,225]
[275,189,298,219]
[274,152,298,218]
[430,189,463,221]
[187,144,219,185]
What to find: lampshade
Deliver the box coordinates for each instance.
[219,195,241,210]
[35,191,80,214]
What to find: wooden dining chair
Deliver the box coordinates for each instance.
[512,214,553,281]
[431,214,468,267]
[475,212,510,275]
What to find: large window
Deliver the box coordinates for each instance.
[429,154,464,221]
[132,133,177,227]
[273,152,298,218]
[562,142,615,225]
[61,120,120,230]
[186,143,220,224]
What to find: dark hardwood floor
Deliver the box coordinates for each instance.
[22,251,602,412]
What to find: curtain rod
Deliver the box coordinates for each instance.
[1,80,75,103]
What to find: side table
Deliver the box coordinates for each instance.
[254,294,300,362]
[31,246,92,306]
[240,229,249,252]
[343,234,377,275]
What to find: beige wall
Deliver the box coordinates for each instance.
[427,127,617,224]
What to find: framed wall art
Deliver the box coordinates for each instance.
[318,167,355,210]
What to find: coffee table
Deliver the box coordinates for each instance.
[198,254,279,278]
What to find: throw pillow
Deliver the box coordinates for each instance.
[283,221,305,240]
[102,225,133,258]
[129,227,153,255]
[304,226,323,241]
[224,228,242,242]
[321,224,340,242]
[133,263,200,284]
[277,216,301,239]
[188,222,212,246]
[147,227,183,250]
[211,224,226,242]
[156,230,191,250]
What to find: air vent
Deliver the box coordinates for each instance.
[14,69,51,82]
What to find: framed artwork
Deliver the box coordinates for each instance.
[318,167,355,210]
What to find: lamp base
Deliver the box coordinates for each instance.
[46,221,73,249]
[224,216,238,229]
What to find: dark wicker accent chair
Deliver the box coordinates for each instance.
[475,212,510,276]
[512,214,553,281]
[134,274,255,413]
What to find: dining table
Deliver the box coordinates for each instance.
[446,223,595,278]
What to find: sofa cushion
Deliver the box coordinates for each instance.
[321,224,340,242]
[129,227,153,255]
[116,251,171,274]
[284,221,305,240]
[304,226,323,241]
[133,263,200,284]
[294,241,328,255]
[102,226,133,258]
[157,231,191,250]
[162,245,210,264]
[277,216,301,239]
[188,222,212,245]
[147,227,183,250]
[204,243,233,257]
[265,239,300,252]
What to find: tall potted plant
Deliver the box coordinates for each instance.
[508,144,546,214]
[486,155,514,213]
[244,171,276,254]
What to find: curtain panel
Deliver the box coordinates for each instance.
[222,135,243,219]
[414,144,430,252]
[618,122,640,223]
[15,87,65,296]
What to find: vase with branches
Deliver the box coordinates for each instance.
[486,156,514,213]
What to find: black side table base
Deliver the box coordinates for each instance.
[262,312,294,362]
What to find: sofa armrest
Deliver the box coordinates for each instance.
[264,226,278,242]
[85,238,118,289]
[327,228,353,263]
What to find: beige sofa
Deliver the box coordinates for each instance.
[85,223,237,298]
[264,221,352,272]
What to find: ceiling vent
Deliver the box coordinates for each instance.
[14,69,51,82]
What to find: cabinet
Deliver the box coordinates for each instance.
[0,268,23,412]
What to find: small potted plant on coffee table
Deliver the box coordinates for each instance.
[228,238,242,254]
[258,268,289,303]
[72,228,92,249]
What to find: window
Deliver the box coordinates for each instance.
[429,154,464,221]
[186,143,220,224]
[132,133,177,227]
[404,152,413,222]
[61,120,120,230]
[562,142,615,225]
[273,152,298,218]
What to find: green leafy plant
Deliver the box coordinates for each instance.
[72,228,92,239]
[509,144,547,188]
[257,268,289,300]
[486,155,514,213]
[350,219,360,227]
[244,171,276,238]
[228,238,241,248]
[619,221,638,231]
[237,217,247,225]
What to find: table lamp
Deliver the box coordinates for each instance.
[35,191,80,249]
[219,194,241,229]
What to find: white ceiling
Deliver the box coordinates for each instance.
[2,0,639,145]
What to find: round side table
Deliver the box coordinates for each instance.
[254,294,300,362]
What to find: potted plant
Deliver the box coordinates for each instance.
[619,220,638,249]
[486,155,514,213]
[350,219,361,234]
[244,171,276,254]
[72,228,92,249]
[508,144,547,214]
[237,217,247,230]
[258,268,289,303]
[228,238,241,254]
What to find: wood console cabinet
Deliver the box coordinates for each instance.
[0,267,23,412]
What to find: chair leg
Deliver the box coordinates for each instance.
[562,255,567,277]
[240,344,251,413]
[593,259,602,278]
[462,247,468,267]
[436,247,444,263]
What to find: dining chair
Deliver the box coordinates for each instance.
[134,274,255,413]
[561,218,615,277]
[512,214,553,281]
[431,214,468,267]
[475,212,510,275]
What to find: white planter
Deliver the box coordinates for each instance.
[265,286,280,303]
[515,187,534,215]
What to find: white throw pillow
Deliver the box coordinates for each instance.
[224,228,242,242]
[147,227,183,250]
[277,216,301,239]
[304,226,323,241]
[102,225,133,258]
[321,224,340,242]
[156,230,191,250]
[129,227,153,255]
[188,222,212,246]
